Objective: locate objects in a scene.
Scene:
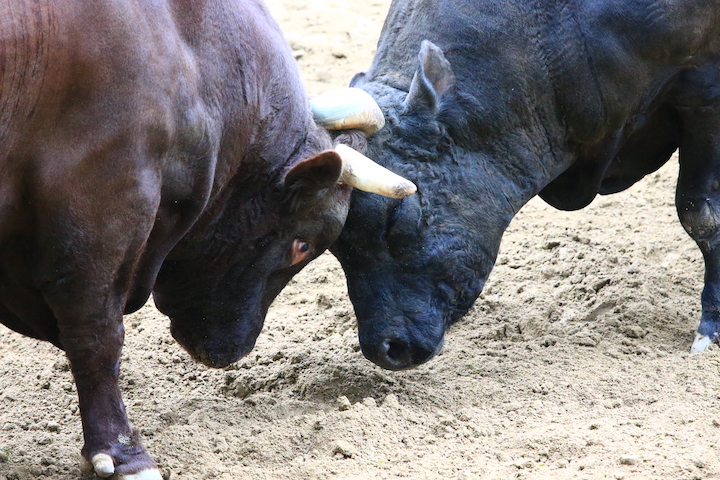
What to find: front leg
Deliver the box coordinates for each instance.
[674,106,720,353]
[56,294,160,480]
[43,262,163,480]
[35,171,164,479]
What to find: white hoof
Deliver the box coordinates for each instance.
[80,453,162,479]
[118,468,164,480]
[90,453,115,478]
[691,333,713,355]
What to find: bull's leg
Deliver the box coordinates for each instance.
[36,173,163,479]
[54,289,160,480]
[45,269,162,479]
[675,107,720,353]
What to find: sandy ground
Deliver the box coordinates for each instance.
[2,1,720,479]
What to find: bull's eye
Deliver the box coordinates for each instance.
[291,239,313,266]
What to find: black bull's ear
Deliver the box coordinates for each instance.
[284,150,343,192]
[404,40,457,115]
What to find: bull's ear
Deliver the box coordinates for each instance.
[404,40,456,115]
[349,71,368,88]
[284,150,343,192]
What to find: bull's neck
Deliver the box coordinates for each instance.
[443,102,575,219]
[367,78,575,214]
[480,126,574,216]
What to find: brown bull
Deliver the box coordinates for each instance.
[0,1,414,478]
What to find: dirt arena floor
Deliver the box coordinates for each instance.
[2,1,720,479]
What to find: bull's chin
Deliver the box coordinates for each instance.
[186,346,250,369]
[170,322,257,368]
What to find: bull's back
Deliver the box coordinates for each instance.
[369,0,720,125]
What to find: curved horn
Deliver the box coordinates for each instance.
[334,144,416,198]
[311,88,386,135]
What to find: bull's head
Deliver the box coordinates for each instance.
[316,41,514,370]
[153,97,416,369]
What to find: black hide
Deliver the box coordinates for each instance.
[331,0,720,369]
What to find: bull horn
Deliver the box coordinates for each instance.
[311,88,386,135]
[334,144,416,198]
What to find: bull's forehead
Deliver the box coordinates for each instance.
[361,78,407,101]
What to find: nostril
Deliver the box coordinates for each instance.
[384,337,438,369]
[385,339,411,364]
[365,336,442,371]
[411,345,435,365]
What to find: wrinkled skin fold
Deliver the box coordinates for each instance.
[331,0,720,370]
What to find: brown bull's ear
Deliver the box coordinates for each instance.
[284,150,343,192]
[404,40,456,115]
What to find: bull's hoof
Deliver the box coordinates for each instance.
[115,469,163,480]
[691,317,720,354]
[691,332,715,354]
[81,453,114,478]
[81,453,162,480]
[690,316,720,355]
[690,333,712,355]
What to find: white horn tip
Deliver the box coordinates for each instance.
[334,144,417,199]
[387,181,418,199]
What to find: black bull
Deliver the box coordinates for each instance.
[328,0,720,370]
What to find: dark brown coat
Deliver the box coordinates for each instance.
[0,0,348,476]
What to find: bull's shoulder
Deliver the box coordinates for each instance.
[0,0,217,247]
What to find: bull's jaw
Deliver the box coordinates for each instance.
[153,278,266,369]
[169,319,260,368]
[337,235,483,370]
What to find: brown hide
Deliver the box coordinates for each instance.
[0,0,345,477]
